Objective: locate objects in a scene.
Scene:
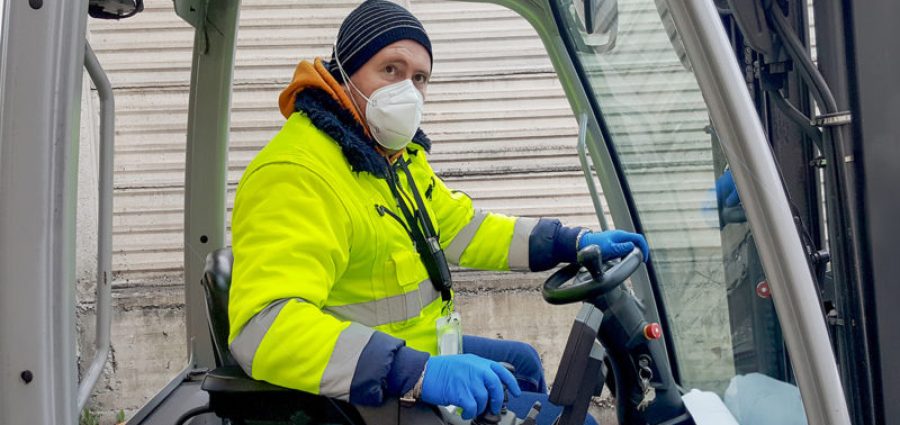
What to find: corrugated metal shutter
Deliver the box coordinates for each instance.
[88,0,600,284]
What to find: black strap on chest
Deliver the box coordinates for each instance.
[384,157,453,302]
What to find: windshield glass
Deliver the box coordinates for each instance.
[554,0,807,422]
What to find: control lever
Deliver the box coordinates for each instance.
[472,409,502,424]
[472,391,505,425]
[473,363,515,425]
[520,402,541,425]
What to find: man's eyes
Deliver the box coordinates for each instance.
[383,65,427,84]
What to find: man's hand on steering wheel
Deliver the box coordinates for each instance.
[578,229,650,263]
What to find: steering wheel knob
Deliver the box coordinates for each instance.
[576,244,604,280]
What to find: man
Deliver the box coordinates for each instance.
[228,1,650,423]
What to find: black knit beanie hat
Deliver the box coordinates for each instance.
[327,0,433,83]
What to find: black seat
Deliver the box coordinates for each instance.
[201,247,237,367]
[199,247,366,424]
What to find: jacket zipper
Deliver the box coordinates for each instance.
[375,204,415,245]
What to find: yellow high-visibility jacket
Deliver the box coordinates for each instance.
[228,59,582,406]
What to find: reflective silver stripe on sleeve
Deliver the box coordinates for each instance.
[444,209,488,265]
[324,279,439,327]
[229,298,291,376]
[320,322,375,401]
[508,217,539,271]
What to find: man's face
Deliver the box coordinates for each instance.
[343,39,431,123]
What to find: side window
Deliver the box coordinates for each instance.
[554,0,808,422]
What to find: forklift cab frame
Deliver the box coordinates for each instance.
[5,0,885,423]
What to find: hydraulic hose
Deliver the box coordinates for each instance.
[765,88,824,151]
[769,9,838,114]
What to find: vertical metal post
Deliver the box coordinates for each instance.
[0,0,88,424]
[811,3,874,424]
[182,0,242,369]
[77,42,114,412]
[664,0,851,424]
[846,1,900,423]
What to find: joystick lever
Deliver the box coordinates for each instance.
[473,363,515,425]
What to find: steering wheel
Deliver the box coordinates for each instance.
[542,246,644,305]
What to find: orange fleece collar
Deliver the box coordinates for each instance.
[278,58,367,129]
[278,58,411,161]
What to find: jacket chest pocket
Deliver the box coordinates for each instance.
[378,250,437,330]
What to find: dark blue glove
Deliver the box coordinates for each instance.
[716,169,741,208]
[420,354,522,420]
[578,229,650,262]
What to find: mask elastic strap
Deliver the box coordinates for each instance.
[332,44,372,120]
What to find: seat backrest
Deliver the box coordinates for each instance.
[201,247,236,367]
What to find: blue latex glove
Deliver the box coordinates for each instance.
[578,229,650,262]
[716,169,741,208]
[420,354,522,420]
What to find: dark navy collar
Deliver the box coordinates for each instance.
[294,88,432,179]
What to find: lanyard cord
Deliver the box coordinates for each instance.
[384,158,453,302]
[395,159,439,240]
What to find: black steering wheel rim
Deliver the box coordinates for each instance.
[542,248,644,305]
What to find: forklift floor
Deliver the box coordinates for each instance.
[127,368,214,425]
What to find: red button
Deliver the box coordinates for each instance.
[756,281,771,299]
[643,323,662,340]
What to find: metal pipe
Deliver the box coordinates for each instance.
[576,113,610,231]
[664,0,851,424]
[77,42,114,412]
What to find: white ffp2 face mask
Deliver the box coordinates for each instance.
[334,48,425,151]
[360,79,424,151]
